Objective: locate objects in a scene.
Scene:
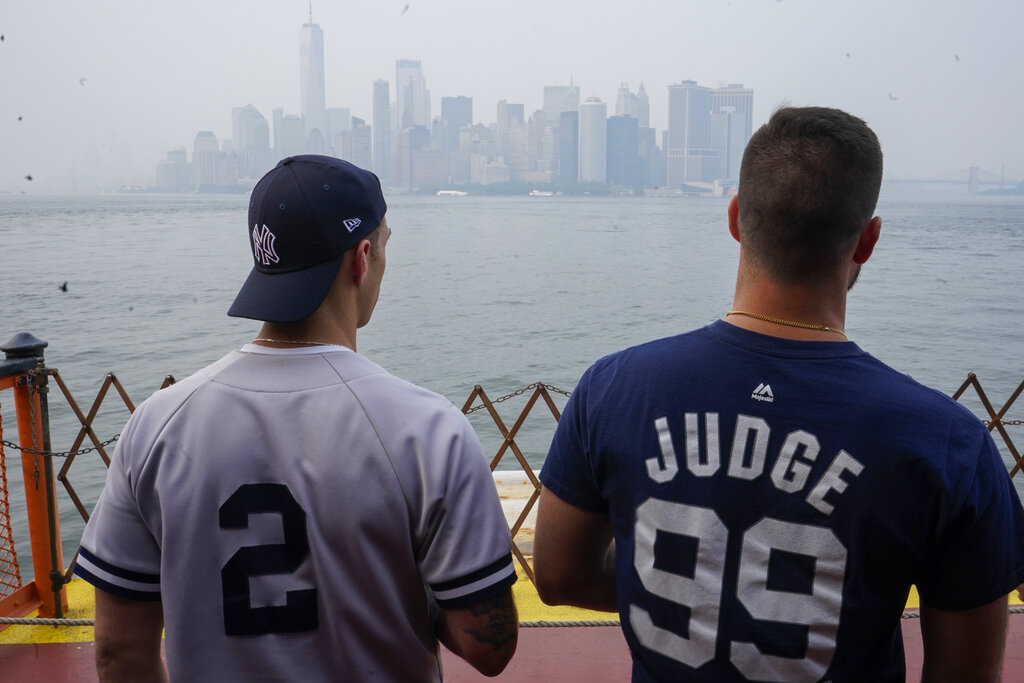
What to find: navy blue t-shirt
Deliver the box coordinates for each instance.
[542,320,1024,682]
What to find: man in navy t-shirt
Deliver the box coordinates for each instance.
[534,106,1024,682]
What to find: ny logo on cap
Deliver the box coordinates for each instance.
[343,218,361,232]
[252,224,280,265]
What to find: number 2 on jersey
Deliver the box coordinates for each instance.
[630,499,846,682]
[219,483,319,636]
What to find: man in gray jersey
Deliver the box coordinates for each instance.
[76,155,518,681]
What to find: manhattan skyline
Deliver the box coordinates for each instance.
[2,0,1022,192]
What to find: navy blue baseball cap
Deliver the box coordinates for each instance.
[228,155,387,323]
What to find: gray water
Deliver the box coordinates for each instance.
[1,190,1023,560]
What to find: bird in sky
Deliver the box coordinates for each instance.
[888,92,898,101]
[954,53,960,62]
[25,174,33,181]
[79,77,87,85]
[401,4,410,15]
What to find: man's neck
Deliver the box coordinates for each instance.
[253,320,357,352]
[727,276,849,341]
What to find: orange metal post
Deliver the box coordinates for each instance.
[12,373,67,618]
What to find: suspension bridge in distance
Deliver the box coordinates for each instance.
[884,166,1021,194]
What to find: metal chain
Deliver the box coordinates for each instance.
[0,434,120,459]
[986,419,1024,427]
[465,383,572,414]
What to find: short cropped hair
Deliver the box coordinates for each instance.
[737,106,883,283]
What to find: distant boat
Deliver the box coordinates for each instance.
[529,190,558,197]
[437,190,468,197]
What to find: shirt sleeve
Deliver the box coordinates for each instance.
[916,423,1024,610]
[417,410,516,609]
[539,368,608,513]
[74,411,163,601]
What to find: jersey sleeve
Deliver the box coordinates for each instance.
[416,410,516,609]
[915,423,1024,610]
[540,367,608,512]
[74,411,162,601]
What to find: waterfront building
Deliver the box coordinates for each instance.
[299,14,327,152]
[326,107,351,157]
[607,115,642,190]
[543,80,580,178]
[666,80,712,187]
[711,84,753,142]
[231,104,271,180]
[710,107,747,182]
[638,125,661,187]
[440,96,472,184]
[543,80,580,123]
[636,83,650,129]
[372,79,392,184]
[395,59,431,130]
[578,98,607,184]
[155,147,190,192]
[496,100,525,133]
[394,125,430,190]
[440,96,472,152]
[192,131,219,189]
[558,111,579,184]
[616,84,640,121]
[348,117,373,171]
[274,112,306,159]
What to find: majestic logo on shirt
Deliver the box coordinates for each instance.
[342,217,361,232]
[751,383,775,402]
[252,224,280,265]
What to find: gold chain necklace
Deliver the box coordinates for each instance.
[726,311,848,340]
[252,338,336,346]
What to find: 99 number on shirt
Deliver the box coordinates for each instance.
[630,499,846,682]
[219,483,319,636]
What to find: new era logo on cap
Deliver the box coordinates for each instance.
[343,218,362,232]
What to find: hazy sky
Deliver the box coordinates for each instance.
[2,0,1021,191]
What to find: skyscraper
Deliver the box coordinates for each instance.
[395,59,431,130]
[496,101,525,132]
[578,98,607,184]
[666,80,712,187]
[616,84,640,120]
[440,96,472,152]
[558,111,579,184]
[372,79,392,184]
[636,83,650,129]
[711,84,753,142]
[231,104,271,180]
[299,13,327,151]
[607,115,642,189]
[193,131,220,189]
[348,117,373,171]
[543,80,580,123]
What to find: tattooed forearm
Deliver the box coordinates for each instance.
[462,591,518,651]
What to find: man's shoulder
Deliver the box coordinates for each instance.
[583,326,713,380]
[332,355,470,427]
[133,351,240,416]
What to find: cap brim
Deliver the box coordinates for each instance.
[227,252,345,323]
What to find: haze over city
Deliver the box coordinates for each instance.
[1,0,1021,192]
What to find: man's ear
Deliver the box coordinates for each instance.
[728,195,741,243]
[352,239,372,284]
[853,216,882,265]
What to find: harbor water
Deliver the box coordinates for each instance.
[1,189,1023,558]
